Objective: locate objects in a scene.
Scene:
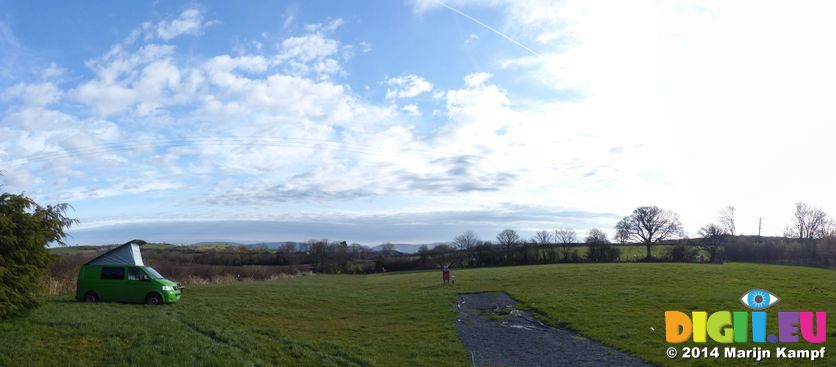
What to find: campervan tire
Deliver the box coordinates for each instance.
[83,292,98,303]
[146,293,163,305]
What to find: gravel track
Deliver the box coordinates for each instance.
[454,292,653,367]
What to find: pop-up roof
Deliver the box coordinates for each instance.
[85,239,147,266]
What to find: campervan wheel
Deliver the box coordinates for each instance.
[145,293,163,305]
[83,292,98,303]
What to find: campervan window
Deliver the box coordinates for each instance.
[101,267,124,280]
[144,267,164,279]
[128,267,149,281]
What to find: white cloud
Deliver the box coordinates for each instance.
[275,28,348,77]
[0,20,25,81]
[463,72,491,87]
[402,104,421,117]
[385,74,433,99]
[53,179,183,202]
[42,63,64,79]
[2,82,62,106]
[283,15,295,31]
[206,54,270,73]
[281,4,298,30]
[0,106,123,186]
[465,33,479,45]
[71,81,136,116]
[71,44,185,116]
[278,34,339,62]
[303,18,344,33]
[154,8,213,41]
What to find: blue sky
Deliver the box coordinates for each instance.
[2,0,836,245]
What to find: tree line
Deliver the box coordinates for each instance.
[267,203,836,273]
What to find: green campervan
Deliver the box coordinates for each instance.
[76,240,182,305]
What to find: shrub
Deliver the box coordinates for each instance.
[816,235,836,267]
[666,243,698,262]
[568,250,583,263]
[586,244,621,262]
[0,193,75,320]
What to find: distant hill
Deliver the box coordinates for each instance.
[370,243,442,254]
[191,242,438,253]
[243,242,304,250]
[189,241,307,250]
[189,241,244,248]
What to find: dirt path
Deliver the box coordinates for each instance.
[454,292,652,367]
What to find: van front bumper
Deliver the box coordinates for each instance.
[163,290,181,303]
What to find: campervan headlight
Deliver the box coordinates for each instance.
[162,285,175,291]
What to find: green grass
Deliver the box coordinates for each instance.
[1,263,833,366]
[570,244,691,260]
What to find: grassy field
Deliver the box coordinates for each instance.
[2,263,833,366]
[583,244,701,261]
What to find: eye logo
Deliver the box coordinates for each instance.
[740,289,779,310]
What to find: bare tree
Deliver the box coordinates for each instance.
[784,202,833,242]
[816,225,836,266]
[585,228,619,262]
[496,229,520,249]
[554,228,576,261]
[698,223,727,263]
[533,230,553,245]
[531,230,553,263]
[719,206,736,236]
[349,243,370,259]
[453,230,480,250]
[381,242,396,253]
[418,244,430,267]
[585,228,609,244]
[821,221,836,238]
[554,228,576,244]
[308,239,330,272]
[616,206,683,260]
[280,242,296,253]
[614,226,630,244]
[296,241,310,254]
[279,242,302,272]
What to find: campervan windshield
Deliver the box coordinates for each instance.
[145,267,164,279]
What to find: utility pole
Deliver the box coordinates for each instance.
[757,218,763,245]
[758,218,763,237]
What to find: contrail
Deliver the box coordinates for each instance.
[437,1,541,57]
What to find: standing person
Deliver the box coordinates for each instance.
[442,262,451,285]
